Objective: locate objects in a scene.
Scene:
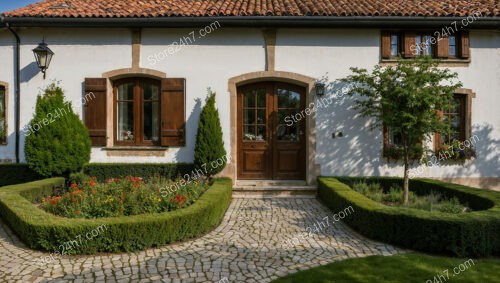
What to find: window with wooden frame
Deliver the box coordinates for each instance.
[381,30,470,60]
[434,91,473,151]
[383,125,403,147]
[448,35,457,58]
[114,78,160,146]
[414,33,435,56]
[0,85,6,144]
[381,32,402,59]
[84,77,186,148]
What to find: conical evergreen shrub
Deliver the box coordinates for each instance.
[194,89,226,180]
[25,83,91,177]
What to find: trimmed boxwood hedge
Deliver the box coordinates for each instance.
[83,163,195,182]
[0,164,44,187]
[0,177,232,254]
[318,177,500,257]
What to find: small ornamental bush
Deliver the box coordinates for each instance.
[25,83,91,177]
[194,90,227,180]
[40,175,208,219]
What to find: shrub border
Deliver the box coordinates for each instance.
[83,163,195,182]
[0,177,232,254]
[318,177,500,257]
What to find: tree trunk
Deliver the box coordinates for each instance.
[403,161,410,205]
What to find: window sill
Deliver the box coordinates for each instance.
[379,59,470,67]
[104,146,167,157]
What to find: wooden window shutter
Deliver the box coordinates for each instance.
[403,32,416,58]
[381,32,392,59]
[460,32,470,58]
[84,78,107,146]
[437,36,449,58]
[160,78,186,147]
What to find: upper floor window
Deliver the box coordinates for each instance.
[415,34,434,56]
[114,78,160,146]
[381,31,470,60]
[390,34,400,57]
[0,86,5,144]
[448,35,457,58]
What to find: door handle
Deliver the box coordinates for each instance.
[251,144,257,148]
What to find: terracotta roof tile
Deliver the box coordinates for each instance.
[3,0,499,18]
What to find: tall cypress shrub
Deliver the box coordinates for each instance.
[25,83,91,177]
[194,89,226,180]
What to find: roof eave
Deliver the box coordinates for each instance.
[1,16,500,29]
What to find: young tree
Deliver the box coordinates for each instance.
[194,89,226,181]
[342,56,462,204]
[25,83,91,177]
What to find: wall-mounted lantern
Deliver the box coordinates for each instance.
[32,39,54,79]
[315,82,325,96]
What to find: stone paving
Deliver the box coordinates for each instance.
[0,198,402,283]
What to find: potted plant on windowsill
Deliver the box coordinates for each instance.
[436,140,476,162]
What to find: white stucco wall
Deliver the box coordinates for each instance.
[0,27,498,179]
[276,29,500,178]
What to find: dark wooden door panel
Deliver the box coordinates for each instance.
[237,82,306,180]
[239,150,268,179]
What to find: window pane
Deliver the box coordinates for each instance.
[243,125,256,141]
[243,109,255,124]
[277,125,299,141]
[390,35,398,56]
[278,109,296,124]
[415,36,422,55]
[143,101,159,142]
[423,35,433,55]
[389,129,403,145]
[257,109,266,124]
[449,45,456,57]
[449,35,456,45]
[143,83,159,100]
[256,126,266,141]
[243,91,255,108]
[118,83,134,100]
[278,89,300,109]
[256,89,266,108]
[117,102,134,141]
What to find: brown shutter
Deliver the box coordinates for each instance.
[403,32,416,58]
[460,31,470,58]
[84,78,107,146]
[437,36,449,58]
[381,31,392,59]
[160,78,186,147]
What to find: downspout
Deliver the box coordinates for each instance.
[5,23,21,163]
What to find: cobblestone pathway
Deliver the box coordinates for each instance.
[0,198,402,283]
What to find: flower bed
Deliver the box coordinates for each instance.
[0,177,232,254]
[41,175,207,218]
[350,181,470,214]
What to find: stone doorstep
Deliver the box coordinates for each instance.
[235,180,307,187]
[233,180,317,198]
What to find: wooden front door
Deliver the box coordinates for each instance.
[237,82,306,180]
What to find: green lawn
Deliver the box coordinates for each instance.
[272,253,500,283]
